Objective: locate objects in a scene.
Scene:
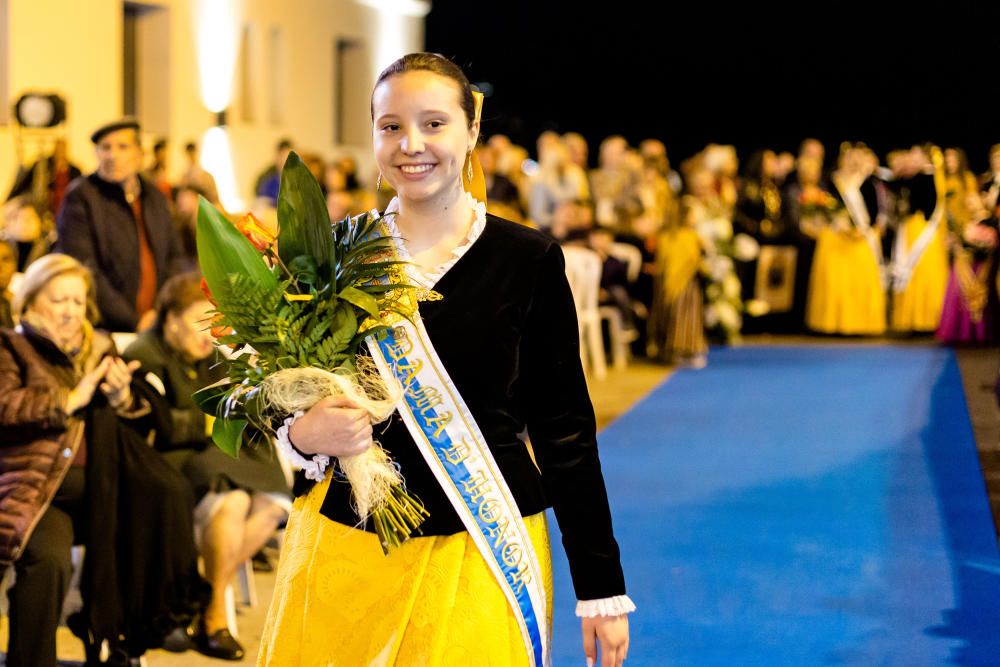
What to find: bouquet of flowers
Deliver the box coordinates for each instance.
[700,252,744,344]
[193,151,428,553]
[799,187,841,220]
[962,222,999,257]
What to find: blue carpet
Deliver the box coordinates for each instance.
[548,346,1000,666]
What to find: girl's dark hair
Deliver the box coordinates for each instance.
[371,53,476,129]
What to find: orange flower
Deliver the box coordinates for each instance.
[234,213,276,252]
[209,312,234,341]
[799,188,839,211]
[199,277,217,306]
[799,188,824,206]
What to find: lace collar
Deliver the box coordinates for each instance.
[377,192,487,289]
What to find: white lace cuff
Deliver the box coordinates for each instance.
[575,595,636,618]
[275,411,330,482]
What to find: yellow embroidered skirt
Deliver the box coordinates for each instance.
[258,476,554,666]
[806,227,886,335]
[891,213,948,332]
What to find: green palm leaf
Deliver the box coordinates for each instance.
[277,152,335,280]
[197,197,277,303]
[212,415,247,458]
[339,286,380,319]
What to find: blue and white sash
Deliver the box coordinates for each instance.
[889,206,944,291]
[366,225,551,667]
[834,175,887,284]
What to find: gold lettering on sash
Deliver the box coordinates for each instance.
[443,438,471,466]
[508,561,533,595]
[460,472,534,597]
[461,469,492,504]
[477,498,501,523]
[425,411,452,438]
[412,385,444,416]
[386,329,412,360]
[502,542,524,568]
[487,516,514,549]
[396,359,423,388]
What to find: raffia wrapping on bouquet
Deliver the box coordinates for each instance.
[261,359,404,521]
[194,151,433,553]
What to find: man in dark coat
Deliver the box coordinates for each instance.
[5,137,82,219]
[56,119,185,332]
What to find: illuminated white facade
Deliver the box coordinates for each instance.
[0,0,429,210]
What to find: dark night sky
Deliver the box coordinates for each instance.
[426,2,1000,170]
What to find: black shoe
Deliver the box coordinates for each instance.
[197,627,245,661]
[162,622,198,653]
[251,549,274,572]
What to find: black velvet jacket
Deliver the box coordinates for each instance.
[293,214,626,600]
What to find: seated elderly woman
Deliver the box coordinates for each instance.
[124,272,291,661]
[0,254,206,667]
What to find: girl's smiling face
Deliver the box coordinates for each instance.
[372,70,479,205]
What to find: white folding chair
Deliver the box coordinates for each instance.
[598,304,630,371]
[562,246,607,379]
[223,558,258,640]
[608,242,643,283]
[602,242,645,370]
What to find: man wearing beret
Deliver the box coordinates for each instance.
[56,119,185,332]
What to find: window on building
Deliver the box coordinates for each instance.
[335,38,368,146]
[238,23,256,123]
[123,4,138,117]
[268,25,285,125]
[123,2,171,135]
[0,0,9,126]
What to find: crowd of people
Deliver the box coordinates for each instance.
[476,132,1000,368]
[1,113,998,664]
[1,121,295,665]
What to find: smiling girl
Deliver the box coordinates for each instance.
[258,53,633,667]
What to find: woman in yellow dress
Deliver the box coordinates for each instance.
[806,145,887,335]
[888,146,949,333]
[647,196,708,367]
[257,53,633,667]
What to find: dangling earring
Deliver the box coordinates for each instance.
[376,172,382,191]
[467,153,473,182]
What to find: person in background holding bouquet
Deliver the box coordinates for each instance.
[257,53,633,667]
[943,148,980,232]
[806,144,887,335]
[936,191,999,344]
[684,165,745,344]
[888,145,949,333]
[780,154,829,330]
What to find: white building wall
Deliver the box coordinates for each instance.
[0,0,428,209]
